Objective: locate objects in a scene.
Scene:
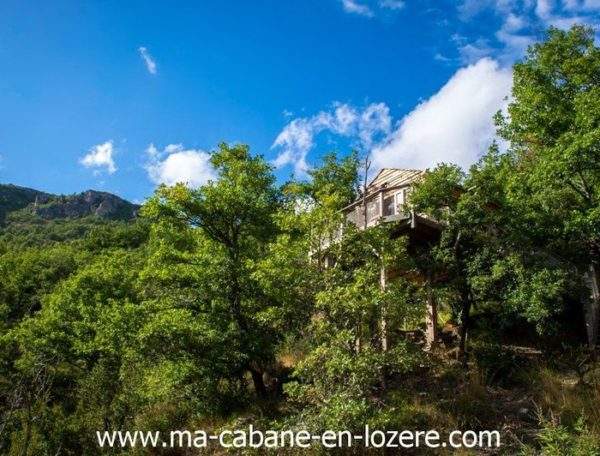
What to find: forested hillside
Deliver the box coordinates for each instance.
[1,26,600,455]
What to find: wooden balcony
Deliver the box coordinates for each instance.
[313,192,413,253]
[310,169,441,255]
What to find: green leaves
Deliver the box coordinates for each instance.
[499,25,600,264]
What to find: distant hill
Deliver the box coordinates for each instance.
[0,184,52,222]
[0,184,139,223]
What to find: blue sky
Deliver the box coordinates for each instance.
[1,0,599,202]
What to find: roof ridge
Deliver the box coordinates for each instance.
[379,167,423,172]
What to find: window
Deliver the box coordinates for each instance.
[396,188,409,214]
[383,195,395,216]
[395,190,404,208]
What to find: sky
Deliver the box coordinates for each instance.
[1,0,599,203]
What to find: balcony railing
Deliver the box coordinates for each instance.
[312,194,412,254]
[345,194,410,230]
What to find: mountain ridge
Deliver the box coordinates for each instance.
[0,183,139,223]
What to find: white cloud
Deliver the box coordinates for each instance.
[379,0,405,10]
[372,58,512,171]
[453,35,496,64]
[341,0,374,17]
[582,0,600,10]
[358,103,392,148]
[456,0,600,63]
[547,13,592,27]
[457,0,507,20]
[563,0,579,9]
[272,102,391,176]
[434,52,453,63]
[535,0,555,19]
[273,60,512,175]
[145,143,215,187]
[80,141,117,174]
[496,16,536,60]
[339,0,406,17]
[138,46,157,75]
[164,143,183,154]
[503,12,527,32]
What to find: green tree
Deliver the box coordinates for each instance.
[411,149,571,360]
[284,225,423,430]
[5,249,145,455]
[496,25,600,346]
[299,151,359,211]
[143,143,282,397]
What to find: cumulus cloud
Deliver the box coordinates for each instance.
[274,58,511,176]
[272,102,391,175]
[138,46,157,75]
[372,58,512,170]
[145,143,215,187]
[80,141,117,174]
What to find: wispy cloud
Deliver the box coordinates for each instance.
[567,0,600,12]
[338,0,405,17]
[341,0,374,17]
[454,0,600,63]
[273,57,512,175]
[325,1,597,174]
[452,35,495,64]
[138,46,157,75]
[272,102,391,176]
[145,143,215,187]
[80,141,117,175]
[379,0,405,11]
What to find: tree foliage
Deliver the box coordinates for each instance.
[1,26,600,455]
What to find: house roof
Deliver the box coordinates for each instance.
[341,168,425,212]
[366,168,424,190]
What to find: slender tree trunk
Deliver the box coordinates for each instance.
[424,270,438,351]
[355,318,362,354]
[379,264,389,391]
[458,291,472,365]
[584,260,600,349]
[249,367,267,398]
[380,265,388,352]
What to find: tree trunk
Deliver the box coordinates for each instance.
[355,321,362,354]
[249,367,267,398]
[458,293,472,365]
[584,261,600,349]
[424,271,438,351]
[380,265,388,352]
[378,264,388,391]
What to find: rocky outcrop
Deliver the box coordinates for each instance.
[0,184,53,222]
[0,184,139,222]
[32,190,139,220]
